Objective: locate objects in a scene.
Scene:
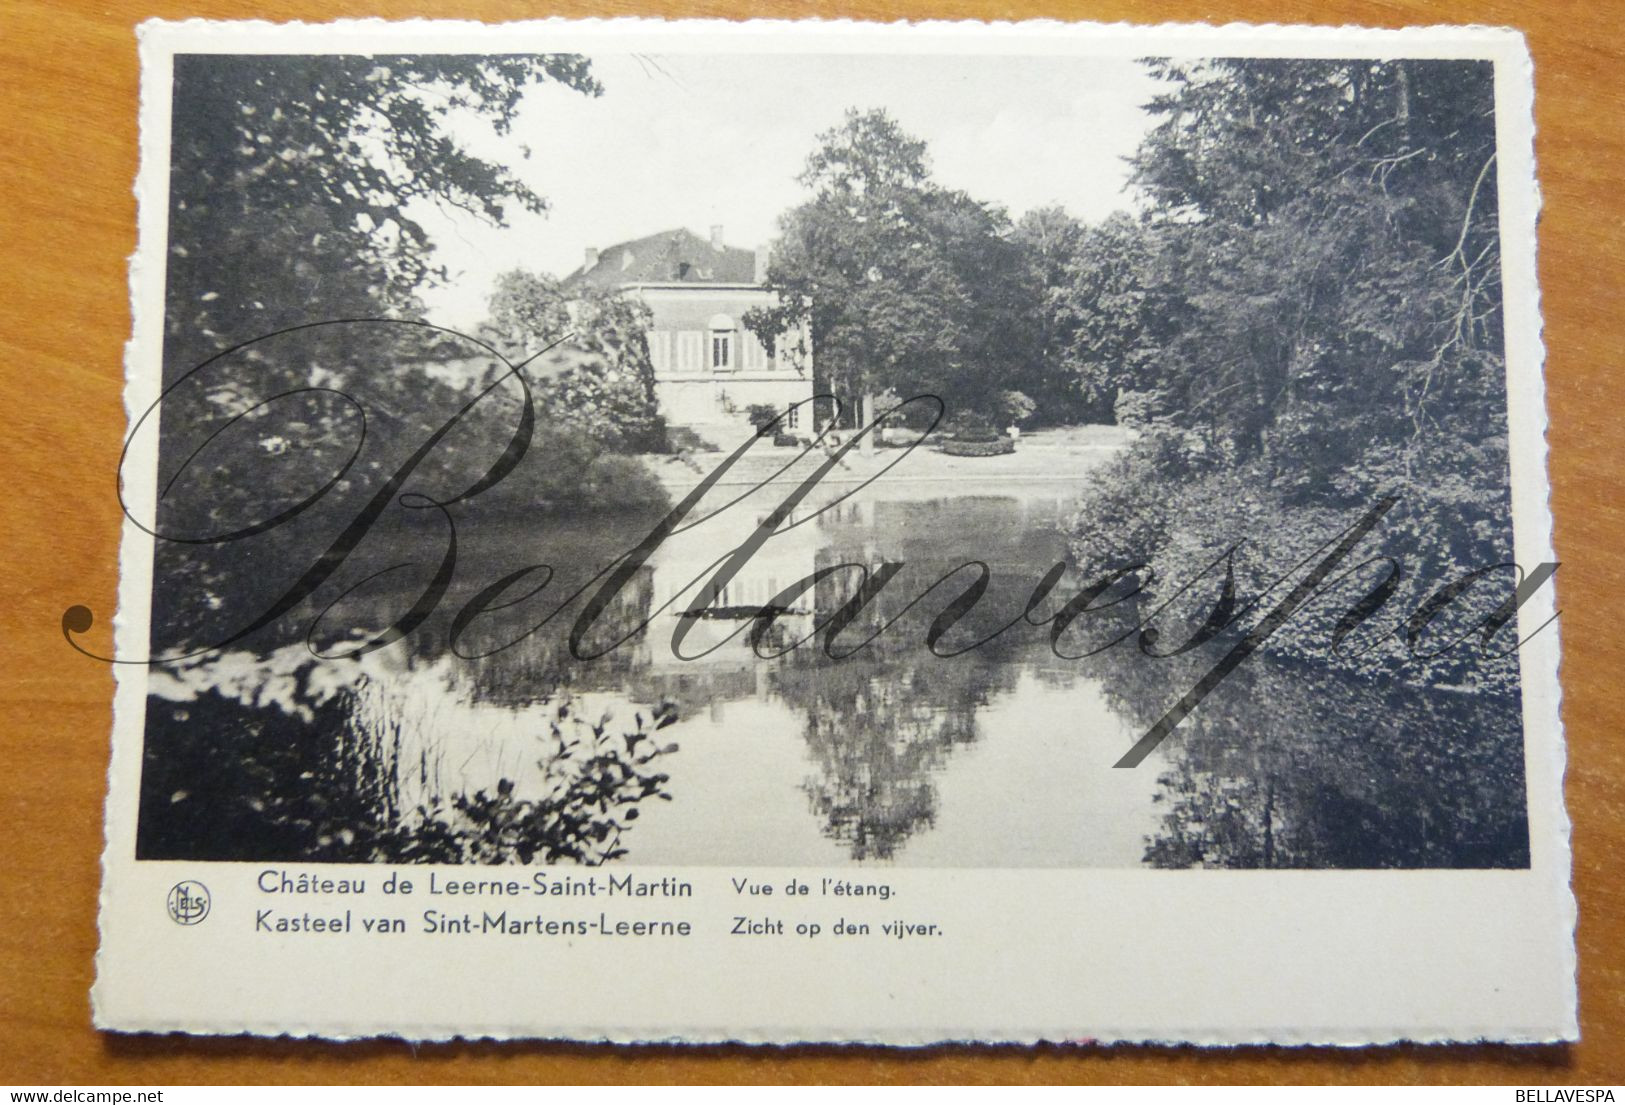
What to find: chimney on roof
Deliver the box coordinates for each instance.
[710,224,725,251]
[754,243,771,284]
[584,246,599,270]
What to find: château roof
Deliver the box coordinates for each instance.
[567,227,759,288]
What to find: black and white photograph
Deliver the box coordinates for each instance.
[76,16,1577,1047]
[117,36,1541,873]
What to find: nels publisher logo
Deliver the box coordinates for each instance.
[167,880,211,926]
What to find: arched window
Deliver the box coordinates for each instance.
[708,313,735,371]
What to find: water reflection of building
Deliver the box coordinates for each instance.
[308,487,1144,865]
[643,500,822,673]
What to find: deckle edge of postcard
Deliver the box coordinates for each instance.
[94,16,1576,1047]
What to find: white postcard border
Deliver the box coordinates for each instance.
[92,17,1575,1046]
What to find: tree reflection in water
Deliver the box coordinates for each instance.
[1088,641,1529,869]
[135,481,1532,869]
[772,495,1047,859]
[774,656,1008,860]
[771,491,1529,869]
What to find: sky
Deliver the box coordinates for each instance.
[415,52,1166,329]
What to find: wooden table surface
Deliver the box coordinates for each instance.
[3,0,1621,1086]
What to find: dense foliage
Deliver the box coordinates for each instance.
[1064,59,1519,695]
[744,109,1042,427]
[165,53,600,374]
[147,56,669,658]
[484,270,666,453]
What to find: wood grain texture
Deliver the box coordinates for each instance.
[1,0,1619,1085]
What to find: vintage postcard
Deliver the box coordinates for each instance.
[90,17,1574,1044]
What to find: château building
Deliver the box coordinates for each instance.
[565,226,814,446]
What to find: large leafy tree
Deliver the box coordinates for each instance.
[1006,207,1088,423]
[164,53,601,373]
[1068,58,1518,697]
[1124,58,1502,476]
[483,269,663,452]
[1024,209,1169,423]
[745,108,1031,430]
[147,55,627,653]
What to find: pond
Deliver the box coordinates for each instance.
[136,469,1530,869]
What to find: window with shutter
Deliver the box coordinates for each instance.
[648,330,671,372]
[677,331,703,372]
